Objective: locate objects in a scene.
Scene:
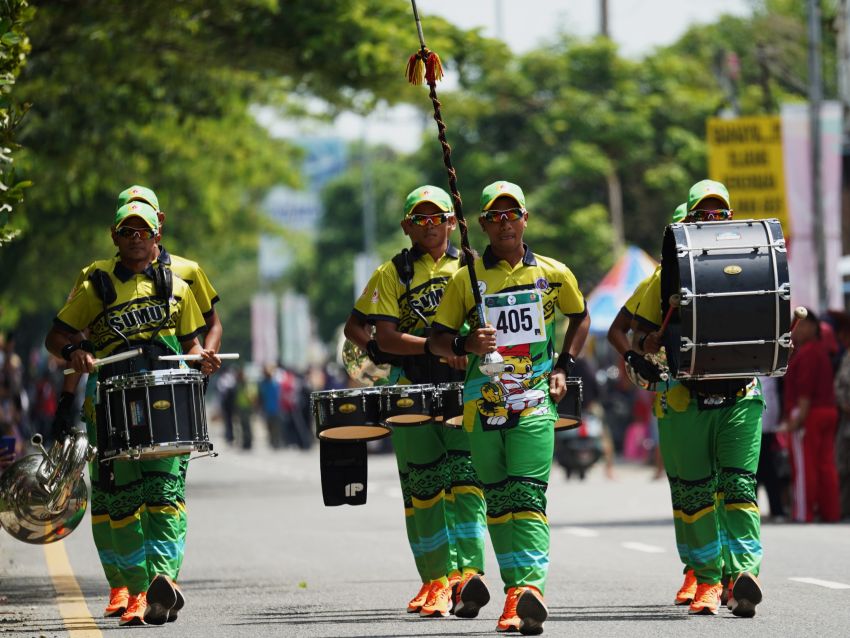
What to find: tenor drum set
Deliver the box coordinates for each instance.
[311,376,584,440]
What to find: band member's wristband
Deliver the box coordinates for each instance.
[61,343,79,361]
[451,335,468,356]
[554,352,575,375]
[423,339,433,357]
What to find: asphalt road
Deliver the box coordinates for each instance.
[2,422,849,637]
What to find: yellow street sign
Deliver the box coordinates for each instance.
[706,115,787,229]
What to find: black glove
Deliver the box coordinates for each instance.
[51,392,77,440]
[624,350,663,383]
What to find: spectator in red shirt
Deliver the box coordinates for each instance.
[782,308,841,522]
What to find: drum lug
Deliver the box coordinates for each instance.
[778,282,791,300]
[771,367,788,376]
[679,337,695,352]
[678,288,693,306]
[774,239,787,253]
[778,333,792,348]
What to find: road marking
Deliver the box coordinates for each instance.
[561,526,600,538]
[788,577,850,590]
[43,541,102,637]
[621,542,665,554]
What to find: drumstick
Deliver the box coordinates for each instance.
[158,353,240,361]
[658,294,681,337]
[789,306,808,332]
[63,347,143,376]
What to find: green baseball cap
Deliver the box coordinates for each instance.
[687,179,730,211]
[117,185,160,211]
[114,201,159,232]
[480,180,526,211]
[403,185,453,217]
[672,202,687,223]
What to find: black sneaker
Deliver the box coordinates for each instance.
[144,575,177,626]
[516,587,548,636]
[167,584,185,622]
[455,574,490,619]
[730,572,762,618]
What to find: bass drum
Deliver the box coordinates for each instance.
[661,219,790,380]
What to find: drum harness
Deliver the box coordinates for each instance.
[88,260,176,483]
[392,247,463,386]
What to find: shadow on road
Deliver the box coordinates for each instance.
[551,518,671,528]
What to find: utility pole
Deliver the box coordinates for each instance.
[600,0,609,38]
[494,0,504,41]
[808,0,828,311]
[839,0,850,143]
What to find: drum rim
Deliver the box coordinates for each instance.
[102,369,205,389]
[379,383,436,394]
[317,424,391,442]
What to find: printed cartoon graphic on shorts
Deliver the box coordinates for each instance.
[477,344,549,430]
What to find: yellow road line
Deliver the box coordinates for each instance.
[43,541,103,637]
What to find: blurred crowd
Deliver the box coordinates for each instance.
[3,318,850,524]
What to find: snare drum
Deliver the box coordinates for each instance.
[661,219,791,379]
[380,384,436,425]
[554,377,583,431]
[311,388,389,442]
[98,369,211,460]
[435,382,464,429]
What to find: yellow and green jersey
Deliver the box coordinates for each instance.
[369,243,461,336]
[73,246,219,318]
[433,244,586,406]
[622,265,660,319]
[55,259,206,358]
[352,269,383,322]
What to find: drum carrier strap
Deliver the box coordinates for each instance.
[391,248,462,385]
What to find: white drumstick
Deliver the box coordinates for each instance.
[158,353,240,361]
[790,306,808,332]
[63,347,143,376]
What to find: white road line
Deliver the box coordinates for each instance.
[561,526,600,538]
[788,577,850,590]
[621,542,666,554]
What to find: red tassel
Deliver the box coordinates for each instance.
[405,51,425,85]
[424,50,444,84]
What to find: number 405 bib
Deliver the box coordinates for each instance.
[484,290,546,347]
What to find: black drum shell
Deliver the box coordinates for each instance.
[380,384,436,426]
[554,377,583,431]
[661,219,790,379]
[99,370,210,460]
[312,389,389,442]
[436,382,464,429]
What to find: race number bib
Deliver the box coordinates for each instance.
[484,291,546,347]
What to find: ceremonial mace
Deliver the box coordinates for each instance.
[406,0,505,380]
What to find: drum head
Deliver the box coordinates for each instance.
[554,416,581,431]
[318,424,391,441]
[443,415,464,428]
[384,414,430,425]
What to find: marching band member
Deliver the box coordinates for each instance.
[631,180,765,618]
[344,185,488,619]
[45,201,220,626]
[431,181,590,635]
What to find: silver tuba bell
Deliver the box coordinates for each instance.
[0,432,96,544]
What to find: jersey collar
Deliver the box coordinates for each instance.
[113,260,157,283]
[156,245,172,265]
[482,243,537,269]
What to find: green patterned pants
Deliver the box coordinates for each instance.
[466,411,554,594]
[84,376,188,595]
[393,422,486,583]
[661,397,763,584]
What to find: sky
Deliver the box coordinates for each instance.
[264,0,754,152]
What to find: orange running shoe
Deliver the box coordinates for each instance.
[516,586,547,636]
[674,569,697,606]
[688,582,723,615]
[496,587,522,633]
[118,592,147,626]
[407,582,431,613]
[729,572,762,618]
[419,581,451,618]
[448,574,461,615]
[454,573,490,619]
[103,586,129,618]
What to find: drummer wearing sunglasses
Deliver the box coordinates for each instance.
[343,185,488,620]
[632,179,766,619]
